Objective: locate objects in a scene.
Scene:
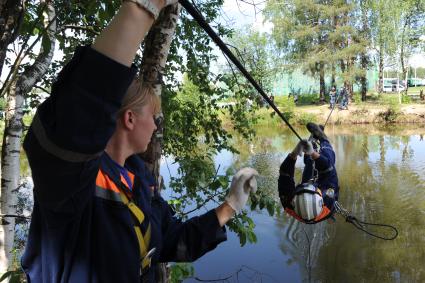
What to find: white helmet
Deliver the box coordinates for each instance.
[292,183,324,221]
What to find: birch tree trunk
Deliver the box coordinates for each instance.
[0,1,56,273]
[378,43,384,93]
[138,4,181,282]
[319,62,325,102]
[0,0,23,78]
[139,3,181,181]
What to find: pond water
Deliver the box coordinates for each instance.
[161,124,425,283]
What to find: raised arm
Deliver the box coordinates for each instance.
[24,1,174,206]
[92,1,164,67]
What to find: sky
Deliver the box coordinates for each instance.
[220,0,273,33]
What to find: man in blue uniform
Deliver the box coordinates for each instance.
[278,123,340,223]
[21,1,258,282]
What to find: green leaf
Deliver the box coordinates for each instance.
[0,271,13,282]
[266,201,275,216]
[239,232,247,247]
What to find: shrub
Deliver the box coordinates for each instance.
[297,93,319,105]
[296,112,317,125]
[273,96,295,122]
[353,92,362,104]
[377,104,400,123]
[401,94,412,104]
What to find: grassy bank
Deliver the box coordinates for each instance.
[220,92,425,129]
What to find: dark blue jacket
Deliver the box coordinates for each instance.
[21,46,226,282]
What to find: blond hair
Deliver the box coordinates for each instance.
[118,80,161,117]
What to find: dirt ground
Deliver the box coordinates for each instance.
[295,103,425,125]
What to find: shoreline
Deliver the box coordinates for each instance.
[285,103,425,125]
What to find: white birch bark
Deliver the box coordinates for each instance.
[140,3,181,182]
[139,4,181,282]
[0,1,56,273]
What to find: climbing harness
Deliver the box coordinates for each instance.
[334,201,398,240]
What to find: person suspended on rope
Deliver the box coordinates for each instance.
[278,123,340,224]
[21,1,259,282]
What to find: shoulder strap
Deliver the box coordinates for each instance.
[100,156,152,270]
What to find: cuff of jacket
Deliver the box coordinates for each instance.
[200,209,227,246]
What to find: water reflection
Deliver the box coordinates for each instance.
[224,124,425,283]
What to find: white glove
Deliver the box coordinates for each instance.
[301,140,314,155]
[225,167,259,213]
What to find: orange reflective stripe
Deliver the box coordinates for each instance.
[313,206,331,222]
[95,168,151,268]
[285,206,332,223]
[285,208,305,222]
[120,171,135,189]
[96,170,120,193]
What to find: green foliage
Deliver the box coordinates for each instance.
[250,189,278,217]
[0,269,24,283]
[380,94,399,105]
[401,94,412,104]
[353,92,362,104]
[274,95,295,121]
[169,263,195,283]
[296,112,317,125]
[226,211,257,246]
[264,0,367,90]
[377,105,400,123]
[0,98,6,111]
[225,26,276,94]
[297,93,319,105]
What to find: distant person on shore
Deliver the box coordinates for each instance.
[339,87,349,110]
[278,123,340,224]
[329,86,337,109]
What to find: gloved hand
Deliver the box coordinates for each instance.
[225,167,259,213]
[300,139,314,155]
[291,141,304,157]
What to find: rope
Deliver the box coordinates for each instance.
[334,201,398,241]
[323,90,342,129]
[178,0,303,141]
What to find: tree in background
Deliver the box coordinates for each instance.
[369,0,399,93]
[264,0,368,101]
[0,0,24,78]
[394,0,425,84]
[0,0,56,273]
